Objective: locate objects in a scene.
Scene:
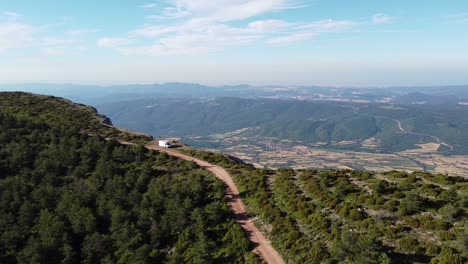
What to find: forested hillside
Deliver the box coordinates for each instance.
[181,149,468,264]
[0,112,257,263]
[0,92,151,143]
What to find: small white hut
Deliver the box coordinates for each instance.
[158,140,171,148]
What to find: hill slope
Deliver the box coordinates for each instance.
[182,149,468,264]
[0,92,151,143]
[0,94,259,263]
[1,93,466,264]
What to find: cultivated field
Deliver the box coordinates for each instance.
[195,132,468,178]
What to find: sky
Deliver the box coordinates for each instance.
[0,0,468,87]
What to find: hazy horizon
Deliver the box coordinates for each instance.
[1,81,468,89]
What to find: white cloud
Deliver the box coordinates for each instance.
[65,28,99,36]
[1,11,34,52]
[132,24,179,38]
[97,37,133,48]
[42,45,86,56]
[101,0,358,56]
[146,15,162,20]
[42,37,79,46]
[372,13,392,25]
[267,32,317,46]
[40,34,89,56]
[248,20,290,32]
[122,32,262,56]
[298,19,357,31]
[155,0,285,22]
[2,11,21,21]
[141,3,158,9]
[0,22,37,52]
[0,12,93,55]
[42,47,67,55]
[446,12,468,23]
[445,12,468,23]
[441,12,468,25]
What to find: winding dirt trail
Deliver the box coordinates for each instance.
[135,143,285,264]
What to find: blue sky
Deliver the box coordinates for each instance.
[1,0,468,86]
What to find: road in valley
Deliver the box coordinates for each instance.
[344,105,454,152]
[393,120,454,151]
[127,142,285,264]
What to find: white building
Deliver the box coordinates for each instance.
[158,140,171,148]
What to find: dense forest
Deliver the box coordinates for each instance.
[0,111,259,263]
[181,149,468,264]
[0,92,151,143]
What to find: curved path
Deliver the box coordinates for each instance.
[394,119,454,151]
[343,105,454,152]
[127,143,285,264]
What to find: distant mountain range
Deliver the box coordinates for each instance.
[1,83,468,106]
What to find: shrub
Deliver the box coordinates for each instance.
[438,204,460,222]
[349,209,364,221]
[398,193,423,216]
[385,199,399,212]
[438,231,455,241]
[398,236,421,254]
[430,247,465,264]
[404,216,420,228]
[425,243,440,256]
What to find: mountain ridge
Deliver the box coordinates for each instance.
[0,91,151,143]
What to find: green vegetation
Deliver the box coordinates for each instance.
[98,97,468,153]
[179,148,468,264]
[0,111,252,263]
[2,93,467,263]
[0,92,151,143]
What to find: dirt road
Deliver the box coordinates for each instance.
[394,119,454,151]
[145,145,285,264]
[349,106,454,152]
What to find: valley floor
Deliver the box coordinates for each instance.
[201,141,468,178]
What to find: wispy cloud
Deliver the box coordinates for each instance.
[248,20,290,32]
[140,3,158,9]
[40,34,89,56]
[2,11,21,21]
[42,37,79,46]
[65,28,99,36]
[267,32,317,46]
[0,11,37,52]
[297,19,357,31]
[0,11,96,55]
[0,20,37,52]
[447,12,468,23]
[42,45,86,56]
[372,13,392,25]
[101,0,361,56]
[97,37,134,48]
